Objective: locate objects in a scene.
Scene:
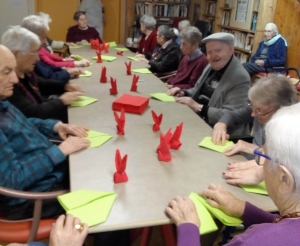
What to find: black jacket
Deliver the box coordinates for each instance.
[35,61,71,81]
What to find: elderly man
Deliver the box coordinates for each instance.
[168,32,250,137]
[0,44,90,219]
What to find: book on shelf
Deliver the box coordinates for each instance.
[234,51,250,63]
[135,3,189,17]
[221,28,253,51]
[254,0,260,11]
[221,12,231,26]
[251,13,258,31]
[143,0,191,3]
[206,1,216,15]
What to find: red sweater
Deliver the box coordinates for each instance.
[66,25,102,43]
[167,54,208,89]
[137,29,157,55]
[39,47,75,68]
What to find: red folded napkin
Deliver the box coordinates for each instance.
[125,61,132,75]
[104,43,110,53]
[112,94,149,114]
[90,39,100,50]
[100,66,107,83]
[158,133,172,162]
[130,74,139,92]
[151,110,163,132]
[157,128,172,152]
[117,51,124,56]
[113,149,128,183]
[114,108,125,135]
[170,122,183,150]
[109,77,118,95]
[96,50,102,63]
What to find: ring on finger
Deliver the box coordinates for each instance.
[75,223,84,231]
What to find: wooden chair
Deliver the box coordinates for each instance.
[0,186,68,243]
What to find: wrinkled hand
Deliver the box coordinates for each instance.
[176,97,199,112]
[199,184,245,217]
[212,122,230,145]
[165,196,200,227]
[49,214,88,246]
[74,60,89,67]
[166,84,173,89]
[64,84,84,93]
[58,136,90,155]
[59,92,83,105]
[167,87,184,96]
[135,53,145,59]
[255,59,264,66]
[54,122,88,140]
[67,68,82,77]
[223,160,264,185]
[224,140,258,156]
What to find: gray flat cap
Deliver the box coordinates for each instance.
[202,32,234,45]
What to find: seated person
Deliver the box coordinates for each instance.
[2,26,84,123]
[22,15,89,68]
[0,44,90,220]
[136,25,182,73]
[66,11,102,44]
[243,23,287,76]
[166,26,208,90]
[174,19,191,46]
[137,14,157,56]
[168,33,250,137]
[166,103,300,246]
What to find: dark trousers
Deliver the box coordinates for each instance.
[242,62,272,76]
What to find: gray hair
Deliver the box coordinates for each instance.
[73,11,86,21]
[265,23,278,35]
[178,20,191,31]
[265,102,300,192]
[38,12,52,26]
[21,15,49,36]
[248,76,297,109]
[1,26,41,55]
[179,26,202,45]
[140,14,156,30]
[157,25,175,41]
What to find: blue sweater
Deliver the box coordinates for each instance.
[34,61,70,81]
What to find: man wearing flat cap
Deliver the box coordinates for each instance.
[168,32,251,137]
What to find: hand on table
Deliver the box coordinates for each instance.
[166,84,173,89]
[255,59,265,66]
[165,196,200,227]
[175,97,199,112]
[224,140,258,156]
[67,68,82,78]
[64,84,84,93]
[59,92,83,105]
[199,184,245,218]
[212,122,230,145]
[58,136,90,155]
[54,122,88,139]
[167,87,184,96]
[135,53,145,59]
[138,57,149,64]
[74,60,89,67]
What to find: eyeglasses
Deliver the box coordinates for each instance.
[246,100,276,116]
[254,147,271,166]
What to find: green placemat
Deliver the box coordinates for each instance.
[114,47,129,51]
[132,68,152,74]
[107,41,117,47]
[92,55,117,62]
[70,96,98,107]
[79,70,92,77]
[199,137,234,153]
[127,56,139,61]
[150,93,175,102]
[84,130,113,148]
[239,181,268,195]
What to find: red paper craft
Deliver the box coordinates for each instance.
[113,149,128,183]
[170,122,183,150]
[100,66,107,83]
[90,39,100,50]
[112,94,149,114]
[96,50,102,63]
[114,108,125,135]
[158,133,172,162]
[157,128,172,152]
[104,43,110,53]
[110,77,118,95]
[151,110,163,132]
[125,61,132,75]
[117,51,124,56]
[130,74,139,92]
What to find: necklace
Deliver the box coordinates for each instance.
[273,212,300,223]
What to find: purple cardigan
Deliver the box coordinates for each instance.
[177,202,300,245]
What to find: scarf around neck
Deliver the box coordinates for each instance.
[264,34,288,47]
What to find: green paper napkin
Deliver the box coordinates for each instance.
[75,55,83,61]
[127,56,139,61]
[150,93,175,102]
[69,46,83,49]
[84,130,113,148]
[132,68,152,74]
[114,47,129,51]
[189,193,218,235]
[239,181,268,195]
[92,55,117,62]
[82,42,91,46]
[199,137,234,153]
[58,190,117,227]
[107,41,117,47]
[79,70,92,77]
[70,96,98,107]
[195,195,242,226]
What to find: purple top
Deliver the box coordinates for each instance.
[177,202,300,245]
[66,25,102,43]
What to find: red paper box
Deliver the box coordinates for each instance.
[112,94,149,114]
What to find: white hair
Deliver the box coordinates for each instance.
[265,23,278,35]
[178,20,191,31]
[265,103,300,192]
[1,26,41,55]
[21,14,49,36]
[38,12,52,26]
[140,14,156,30]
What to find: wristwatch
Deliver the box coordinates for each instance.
[198,104,203,112]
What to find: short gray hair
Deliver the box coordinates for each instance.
[265,103,300,192]
[179,26,202,45]
[248,76,297,109]
[265,23,278,35]
[1,26,41,55]
[140,14,156,30]
[178,20,191,31]
[157,25,175,41]
[21,15,49,36]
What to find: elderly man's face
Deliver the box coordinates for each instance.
[0,46,18,100]
[15,43,40,73]
[206,41,234,71]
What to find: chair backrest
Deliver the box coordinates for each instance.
[195,20,209,39]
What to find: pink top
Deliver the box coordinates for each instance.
[39,47,75,68]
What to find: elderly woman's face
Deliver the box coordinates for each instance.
[180,39,198,55]
[250,101,276,124]
[156,31,165,46]
[264,27,275,40]
[39,28,48,45]
[15,42,40,73]
[78,14,88,29]
[140,23,146,33]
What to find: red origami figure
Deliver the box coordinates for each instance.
[104,43,110,53]
[96,50,102,63]
[158,133,172,162]
[125,61,132,75]
[156,128,172,152]
[113,149,128,183]
[170,122,183,150]
[130,74,139,91]
[100,66,107,83]
[151,110,163,132]
[114,108,125,135]
[117,51,124,56]
[109,77,118,95]
[90,39,100,50]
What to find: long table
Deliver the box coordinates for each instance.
[68,46,276,233]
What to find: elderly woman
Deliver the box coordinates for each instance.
[66,11,102,44]
[174,19,191,46]
[166,26,208,89]
[166,102,300,245]
[22,15,89,68]
[1,26,83,123]
[136,25,182,73]
[242,23,287,76]
[137,14,157,55]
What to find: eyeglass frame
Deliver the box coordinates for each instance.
[246,100,276,116]
[254,147,271,166]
